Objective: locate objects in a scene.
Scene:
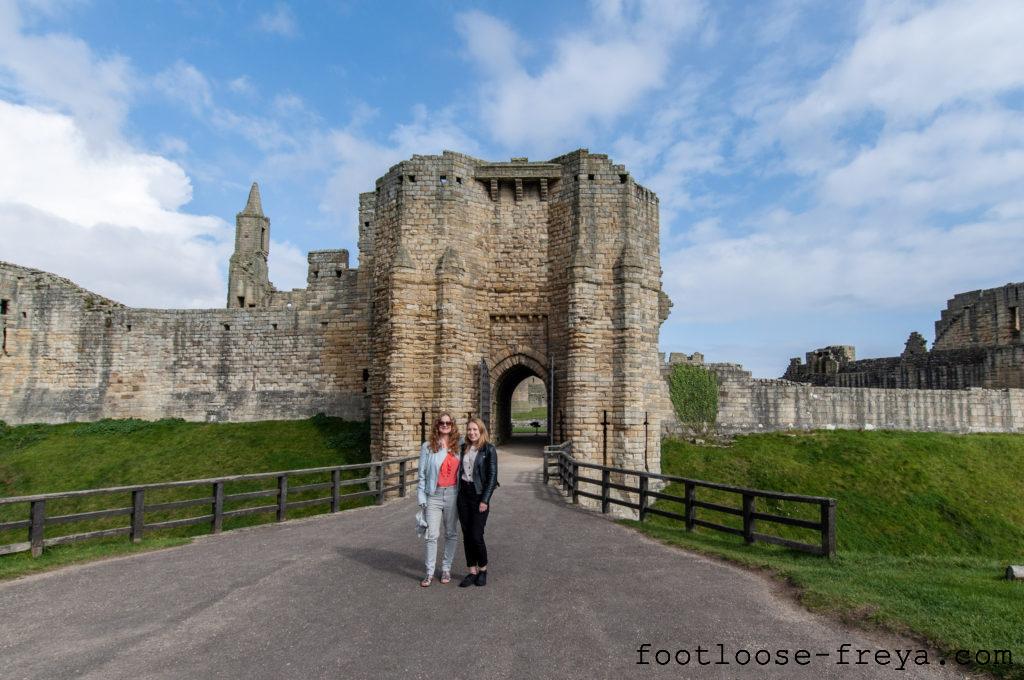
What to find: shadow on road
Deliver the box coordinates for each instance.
[335,546,422,580]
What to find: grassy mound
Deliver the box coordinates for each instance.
[627,430,1024,678]
[0,416,371,580]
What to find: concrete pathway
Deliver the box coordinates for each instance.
[0,439,970,680]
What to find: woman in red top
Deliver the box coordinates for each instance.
[417,411,461,586]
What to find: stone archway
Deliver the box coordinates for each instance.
[489,352,548,444]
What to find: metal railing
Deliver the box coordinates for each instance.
[0,456,419,558]
[543,442,836,557]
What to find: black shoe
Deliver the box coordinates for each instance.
[458,574,477,588]
[474,571,487,587]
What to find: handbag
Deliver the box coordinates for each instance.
[415,507,428,539]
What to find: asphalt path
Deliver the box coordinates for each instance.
[0,439,970,680]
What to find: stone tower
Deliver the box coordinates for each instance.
[365,150,672,473]
[227,182,273,308]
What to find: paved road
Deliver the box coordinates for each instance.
[1,439,969,680]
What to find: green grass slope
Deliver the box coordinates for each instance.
[627,431,1024,679]
[0,416,372,580]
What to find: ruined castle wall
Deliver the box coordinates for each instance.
[0,262,369,425]
[708,364,1024,434]
[934,283,1024,350]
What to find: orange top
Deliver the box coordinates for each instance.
[437,452,459,487]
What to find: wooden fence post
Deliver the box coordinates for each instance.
[29,500,45,558]
[638,476,648,521]
[542,447,549,484]
[742,493,756,545]
[212,482,224,533]
[331,470,340,512]
[561,455,569,492]
[377,463,386,505]
[571,462,579,504]
[684,482,696,531]
[821,499,837,557]
[130,489,145,544]
[601,469,610,513]
[399,460,407,498]
[277,475,288,522]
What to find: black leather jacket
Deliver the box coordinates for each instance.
[459,442,498,504]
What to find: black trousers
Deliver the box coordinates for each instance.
[457,479,489,568]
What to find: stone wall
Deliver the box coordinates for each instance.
[934,282,1024,350]
[0,261,369,424]
[712,363,1024,434]
[2,149,673,473]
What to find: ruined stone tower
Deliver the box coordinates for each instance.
[227,183,274,308]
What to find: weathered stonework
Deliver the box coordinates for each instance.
[784,283,1024,389]
[0,150,673,473]
[661,353,1024,436]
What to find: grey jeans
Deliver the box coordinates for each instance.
[423,485,458,576]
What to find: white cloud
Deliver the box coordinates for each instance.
[268,239,309,292]
[650,0,1024,323]
[153,60,296,152]
[456,1,705,153]
[317,105,480,232]
[798,0,1023,125]
[153,60,212,116]
[821,107,1024,213]
[0,0,133,140]
[255,3,298,38]
[228,75,256,97]
[0,7,244,309]
[765,0,1024,175]
[663,209,1024,326]
[0,100,233,307]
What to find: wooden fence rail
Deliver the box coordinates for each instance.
[0,456,419,558]
[543,442,836,557]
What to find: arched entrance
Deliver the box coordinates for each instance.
[489,352,548,444]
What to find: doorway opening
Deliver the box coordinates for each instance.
[494,366,547,444]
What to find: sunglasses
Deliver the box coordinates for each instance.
[438,420,452,427]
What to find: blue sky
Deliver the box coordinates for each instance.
[2,0,1023,377]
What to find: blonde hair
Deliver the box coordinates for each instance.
[464,417,490,450]
[429,411,460,453]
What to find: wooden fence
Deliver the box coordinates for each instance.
[543,442,836,557]
[0,456,419,558]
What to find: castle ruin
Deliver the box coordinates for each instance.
[0,150,672,471]
[783,283,1024,389]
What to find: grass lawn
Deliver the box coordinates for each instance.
[511,407,548,420]
[512,426,548,434]
[624,430,1024,679]
[0,415,372,581]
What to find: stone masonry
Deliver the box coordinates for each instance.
[661,354,1024,435]
[0,150,673,473]
[784,283,1024,389]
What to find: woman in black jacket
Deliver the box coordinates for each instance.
[457,417,498,587]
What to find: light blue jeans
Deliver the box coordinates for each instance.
[424,485,458,577]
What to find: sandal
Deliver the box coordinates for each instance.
[440,571,452,584]
[420,576,432,587]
